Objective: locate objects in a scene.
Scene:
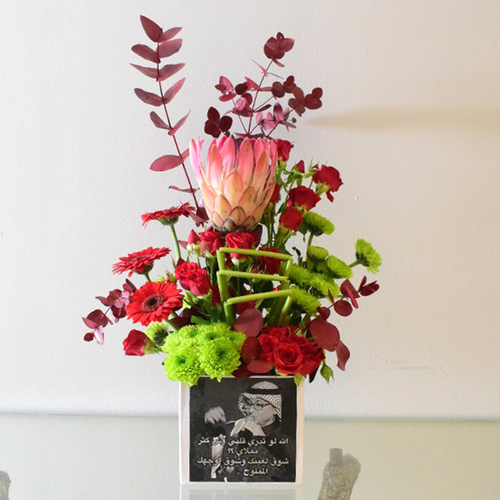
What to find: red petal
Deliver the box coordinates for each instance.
[84,332,94,342]
[233,308,263,337]
[169,185,199,194]
[247,359,273,374]
[159,27,182,43]
[336,340,350,371]
[163,78,185,104]
[130,64,158,79]
[158,63,185,82]
[309,318,340,352]
[158,39,182,58]
[168,111,190,136]
[150,111,170,130]
[150,154,183,172]
[140,15,162,43]
[131,44,160,64]
[134,88,163,107]
[333,300,353,317]
[241,337,261,364]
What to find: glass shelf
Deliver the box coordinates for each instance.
[0,414,499,499]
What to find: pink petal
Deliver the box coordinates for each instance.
[207,140,223,187]
[219,136,235,175]
[237,138,254,185]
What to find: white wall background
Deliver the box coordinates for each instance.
[1,0,499,418]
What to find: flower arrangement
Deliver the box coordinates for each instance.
[83,16,382,387]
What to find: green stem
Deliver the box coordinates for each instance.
[307,232,314,248]
[169,223,181,262]
[349,260,360,268]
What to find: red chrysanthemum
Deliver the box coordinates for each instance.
[112,247,170,277]
[141,203,196,226]
[126,281,184,326]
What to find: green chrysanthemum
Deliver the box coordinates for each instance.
[289,264,315,288]
[290,286,321,316]
[310,273,340,299]
[164,347,203,386]
[163,325,199,353]
[326,255,353,279]
[226,331,246,350]
[304,212,335,236]
[355,239,382,273]
[307,246,329,263]
[145,321,171,347]
[198,338,241,381]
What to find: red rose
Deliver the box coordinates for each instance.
[122,329,158,356]
[275,139,293,161]
[225,232,256,259]
[300,341,325,376]
[175,261,211,296]
[273,339,304,374]
[313,165,343,202]
[294,160,305,173]
[199,227,224,255]
[288,186,321,211]
[287,334,325,376]
[262,325,297,339]
[279,207,303,231]
[258,334,279,363]
[258,247,283,274]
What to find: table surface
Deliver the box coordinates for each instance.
[0,414,499,500]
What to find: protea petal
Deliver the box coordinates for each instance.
[238,186,258,215]
[214,194,233,220]
[189,139,203,181]
[208,140,223,187]
[227,206,247,227]
[223,171,244,205]
[238,138,254,185]
[200,184,216,213]
[219,136,235,175]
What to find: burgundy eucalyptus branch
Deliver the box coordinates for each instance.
[131,16,200,210]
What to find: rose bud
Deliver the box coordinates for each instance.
[225,232,256,260]
[313,164,343,202]
[288,186,321,212]
[123,329,160,356]
[278,207,303,233]
[199,227,225,255]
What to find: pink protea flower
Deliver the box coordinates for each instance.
[189,136,278,232]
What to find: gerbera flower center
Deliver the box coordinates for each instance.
[142,294,166,312]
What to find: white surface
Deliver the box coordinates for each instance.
[1,0,500,418]
[1,414,499,499]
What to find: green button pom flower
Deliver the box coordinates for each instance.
[198,338,241,381]
[303,212,335,236]
[290,286,321,316]
[145,321,171,347]
[164,347,203,387]
[355,239,382,273]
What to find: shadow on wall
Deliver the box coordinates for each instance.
[311,107,500,133]
[0,471,10,500]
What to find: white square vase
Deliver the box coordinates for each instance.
[179,376,304,485]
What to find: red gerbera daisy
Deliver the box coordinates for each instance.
[112,247,170,277]
[141,203,196,226]
[126,281,184,326]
